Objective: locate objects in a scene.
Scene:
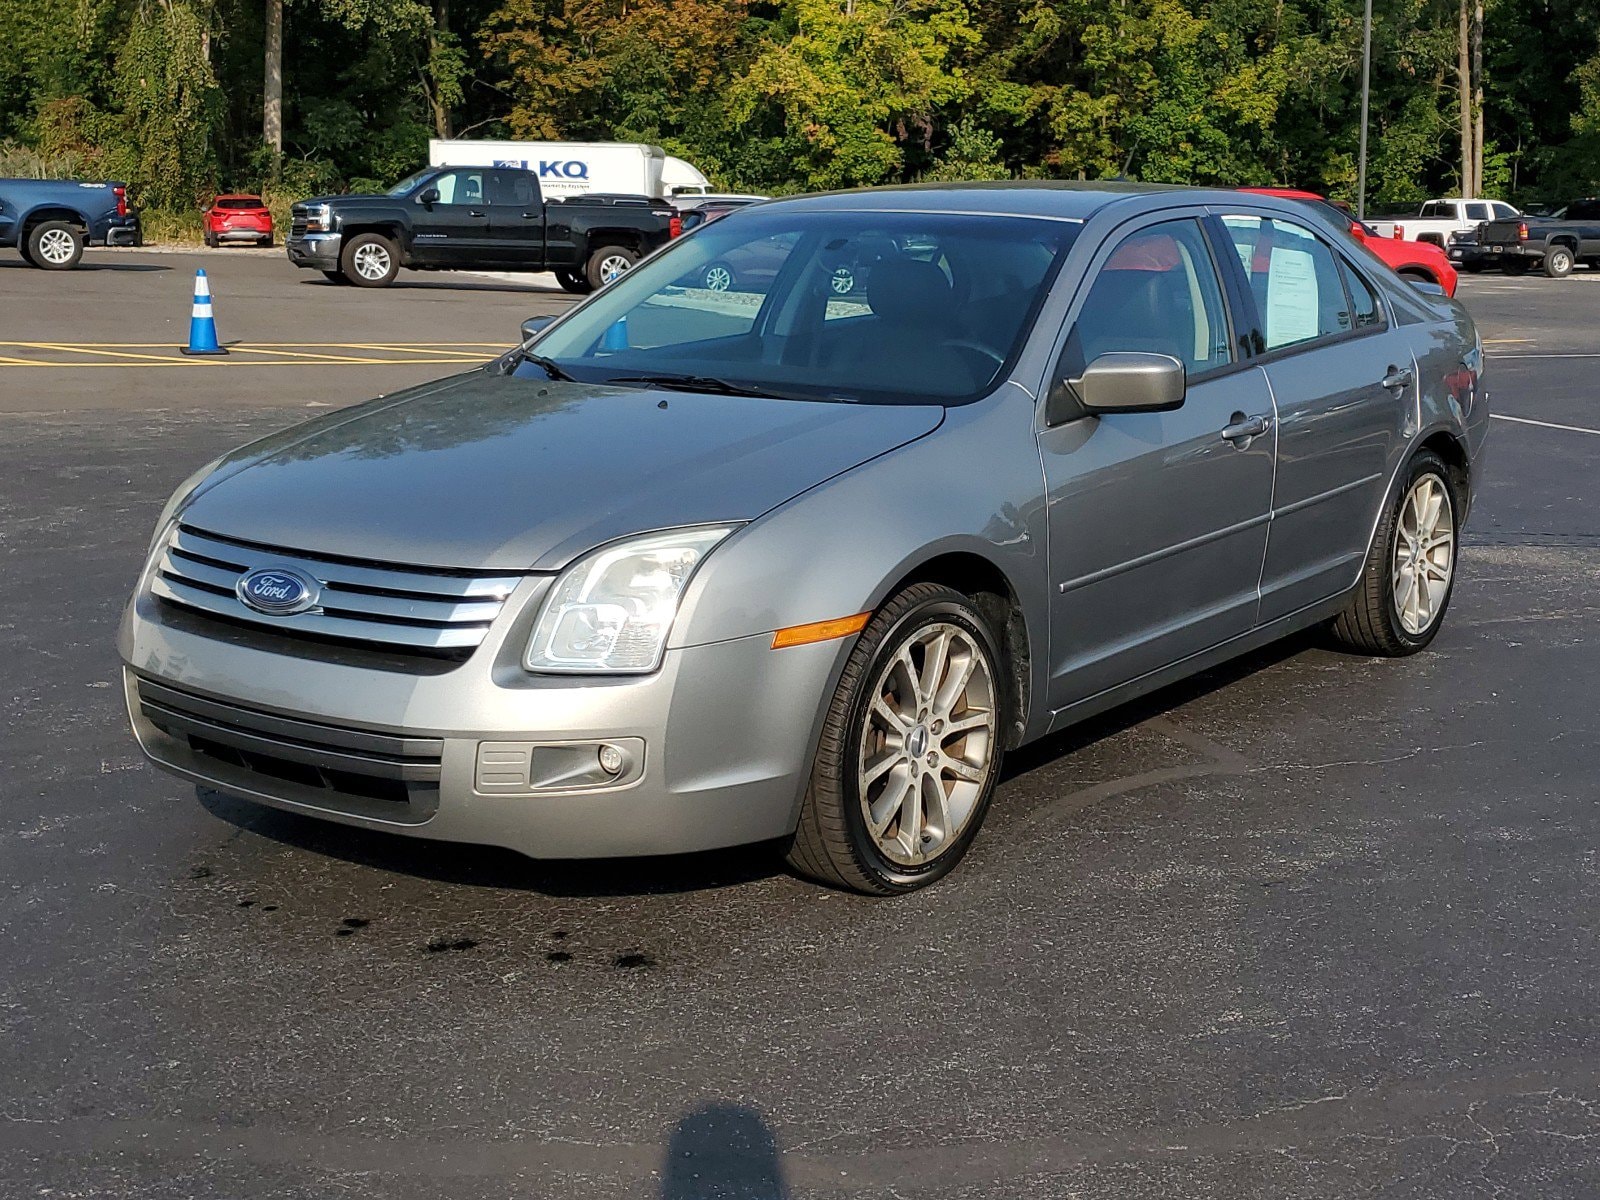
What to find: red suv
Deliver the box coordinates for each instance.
[203,195,274,248]
[1242,188,1458,297]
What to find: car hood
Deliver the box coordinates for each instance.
[179,372,945,572]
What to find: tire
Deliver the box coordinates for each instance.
[321,270,349,285]
[17,238,37,267]
[1586,259,1600,271]
[1543,245,1575,278]
[584,244,637,290]
[1330,450,1460,657]
[340,232,400,287]
[204,230,217,249]
[555,268,592,295]
[27,221,83,270]
[1398,268,1435,287]
[1503,259,1533,276]
[786,582,1008,895]
[700,260,735,291]
[830,266,856,295]
[260,235,274,249]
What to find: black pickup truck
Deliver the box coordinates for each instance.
[287,165,680,291]
[1476,199,1600,277]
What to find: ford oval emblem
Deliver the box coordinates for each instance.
[237,566,319,616]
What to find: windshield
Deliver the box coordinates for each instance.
[520,209,1079,405]
[386,169,436,197]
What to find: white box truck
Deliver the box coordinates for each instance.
[427,139,711,200]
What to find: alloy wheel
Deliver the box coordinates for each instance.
[598,254,632,285]
[38,228,76,264]
[353,243,391,280]
[857,622,997,866]
[702,264,733,291]
[1391,474,1455,636]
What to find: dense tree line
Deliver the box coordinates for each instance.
[2,0,1598,227]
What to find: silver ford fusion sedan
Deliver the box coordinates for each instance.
[120,183,1488,894]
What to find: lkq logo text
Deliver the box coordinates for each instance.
[537,160,590,180]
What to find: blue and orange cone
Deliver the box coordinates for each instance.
[180,268,228,356]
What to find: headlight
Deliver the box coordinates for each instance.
[524,525,737,674]
[303,204,333,233]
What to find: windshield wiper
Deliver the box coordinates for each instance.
[520,352,575,381]
[606,373,784,399]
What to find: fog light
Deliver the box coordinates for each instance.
[598,744,624,775]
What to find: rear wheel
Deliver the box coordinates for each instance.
[585,244,637,290]
[555,268,592,295]
[786,583,1007,895]
[1543,245,1575,278]
[28,221,83,270]
[1330,450,1459,656]
[260,235,274,249]
[340,232,399,287]
[204,230,218,249]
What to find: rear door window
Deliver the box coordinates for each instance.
[1464,203,1491,222]
[1222,216,1352,351]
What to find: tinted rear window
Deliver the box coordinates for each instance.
[217,197,265,209]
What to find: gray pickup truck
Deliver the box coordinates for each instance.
[1477,199,1600,277]
[0,177,141,269]
[287,165,680,291]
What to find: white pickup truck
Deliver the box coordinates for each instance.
[1368,198,1521,246]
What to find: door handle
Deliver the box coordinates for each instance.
[1382,365,1414,391]
[468,209,486,217]
[521,211,540,219]
[1221,413,1271,443]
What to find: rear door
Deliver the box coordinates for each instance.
[410,169,496,265]
[487,170,545,266]
[1217,211,1413,622]
[1038,214,1277,709]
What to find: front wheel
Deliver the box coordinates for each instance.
[1544,245,1575,278]
[786,583,1007,895]
[28,221,84,270]
[340,232,400,287]
[585,244,637,290]
[1330,450,1459,656]
[700,260,735,291]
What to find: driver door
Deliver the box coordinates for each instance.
[1038,216,1277,711]
[411,169,496,266]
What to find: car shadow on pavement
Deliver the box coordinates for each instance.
[659,1103,790,1200]
[999,627,1323,781]
[0,259,169,272]
[299,276,568,295]
[197,787,788,896]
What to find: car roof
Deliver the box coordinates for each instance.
[755,180,1252,220]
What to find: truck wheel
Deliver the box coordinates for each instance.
[27,221,84,270]
[340,232,400,287]
[321,270,350,285]
[585,245,637,290]
[1543,245,1575,278]
[555,268,592,295]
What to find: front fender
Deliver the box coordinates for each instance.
[671,383,1052,735]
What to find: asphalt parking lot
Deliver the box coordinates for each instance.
[2,247,1598,1199]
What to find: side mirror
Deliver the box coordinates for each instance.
[520,315,555,341]
[1069,352,1186,417]
[418,187,440,206]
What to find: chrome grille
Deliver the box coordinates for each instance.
[289,218,308,237]
[151,524,521,654]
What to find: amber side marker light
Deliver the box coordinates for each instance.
[771,611,873,649]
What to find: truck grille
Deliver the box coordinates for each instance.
[150,523,521,656]
[133,675,441,817]
[290,218,308,237]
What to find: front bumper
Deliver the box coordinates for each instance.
[286,232,342,271]
[118,578,841,859]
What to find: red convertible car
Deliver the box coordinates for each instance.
[1242,188,1458,297]
[203,194,274,248]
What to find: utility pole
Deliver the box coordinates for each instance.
[1458,0,1472,195]
[1472,0,1484,196]
[1357,0,1372,219]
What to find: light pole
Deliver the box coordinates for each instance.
[1357,0,1372,219]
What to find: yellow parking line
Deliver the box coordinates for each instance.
[16,342,188,363]
[0,358,491,369]
[0,341,505,349]
[339,343,492,358]
[226,346,394,364]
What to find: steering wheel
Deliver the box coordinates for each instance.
[943,339,1005,370]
